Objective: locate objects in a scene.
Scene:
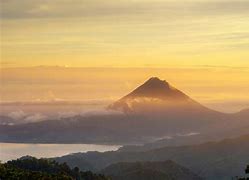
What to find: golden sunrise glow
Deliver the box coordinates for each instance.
[1,0,249,112]
[1,0,249,68]
[1,66,249,113]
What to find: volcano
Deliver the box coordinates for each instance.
[109,77,213,115]
[1,77,249,144]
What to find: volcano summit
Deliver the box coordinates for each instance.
[109,77,212,115]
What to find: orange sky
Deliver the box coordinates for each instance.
[1,66,249,113]
[1,0,249,68]
[1,0,249,112]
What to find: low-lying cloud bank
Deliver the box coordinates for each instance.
[0,108,122,125]
[7,110,47,124]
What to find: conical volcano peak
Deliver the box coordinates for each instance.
[146,77,166,83]
[108,77,207,113]
[143,77,170,89]
[113,77,189,100]
[126,77,182,99]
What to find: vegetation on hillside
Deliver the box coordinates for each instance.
[101,161,203,180]
[0,156,109,180]
[237,165,249,180]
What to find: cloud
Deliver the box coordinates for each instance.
[196,0,249,15]
[177,132,200,137]
[1,0,249,20]
[79,109,123,117]
[8,110,26,120]
[57,111,78,119]
[2,0,248,57]
[7,110,47,123]
[0,99,111,106]
[58,109,124,119]
[3,107,122,125]
[23,113,47,123]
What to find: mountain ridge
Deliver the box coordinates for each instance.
[101,160,203,180]
[55,133,249,180]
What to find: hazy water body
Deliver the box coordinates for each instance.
[0,143,121,162]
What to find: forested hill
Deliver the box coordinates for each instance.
[101,161,203,180]
[0,156,109,180]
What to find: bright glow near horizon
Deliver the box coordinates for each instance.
[0,0,249,112]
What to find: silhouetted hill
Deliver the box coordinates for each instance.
[55,134,249,180]
[101,161,203,180]
[234,108,249,118]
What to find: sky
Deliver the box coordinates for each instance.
[0,0,249,113]
[1,0,249,67]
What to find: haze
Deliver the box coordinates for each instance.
[1,0,249,113]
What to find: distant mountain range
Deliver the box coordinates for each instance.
[0,77,249,144]
[55,133,249,180]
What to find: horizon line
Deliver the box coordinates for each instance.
[1,65,249,69]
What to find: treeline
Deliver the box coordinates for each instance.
[237,165,249,180]
[0,156,110,180]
